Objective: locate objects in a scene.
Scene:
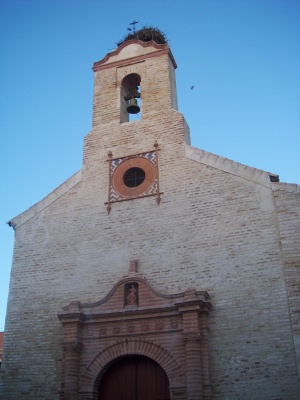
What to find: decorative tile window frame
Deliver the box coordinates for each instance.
[106,141,162,213]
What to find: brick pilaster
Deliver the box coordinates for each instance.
[63,341,82,400]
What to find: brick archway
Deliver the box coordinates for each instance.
[80,338,184,397]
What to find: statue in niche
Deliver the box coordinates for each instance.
[127,285,137,304]
[125,283,138,306]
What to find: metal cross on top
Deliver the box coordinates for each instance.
[128,20,138,33]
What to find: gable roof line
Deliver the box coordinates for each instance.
[271,182,300,194]
[185,143,274,188]
[7,170,82,230]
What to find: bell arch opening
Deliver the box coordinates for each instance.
[121,73,141,123]
[98,355,170,400]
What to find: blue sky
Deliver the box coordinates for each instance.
[0,0,299,331]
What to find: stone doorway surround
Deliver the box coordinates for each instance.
[58,261,212,400]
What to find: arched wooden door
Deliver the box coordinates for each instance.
[98,355,170,400]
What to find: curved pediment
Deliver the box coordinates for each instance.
[60,262,210,318]
[93,40,176,72]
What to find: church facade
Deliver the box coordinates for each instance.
[1,34,299,399]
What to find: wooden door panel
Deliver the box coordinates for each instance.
[137,357,156,400]
[98,356,170,400]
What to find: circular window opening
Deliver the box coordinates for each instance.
[123,167,145,188]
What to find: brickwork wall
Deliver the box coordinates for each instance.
[273,184,300,383]
[1,42,299,399]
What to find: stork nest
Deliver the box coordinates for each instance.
[117,26,168,47]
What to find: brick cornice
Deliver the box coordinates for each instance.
[58,312,84,324]
[271,182,300,193]
[93,39,177,72]
[176,300,212,313]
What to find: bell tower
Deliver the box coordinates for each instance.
[82,32,191,213]
[91,38,179,127]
